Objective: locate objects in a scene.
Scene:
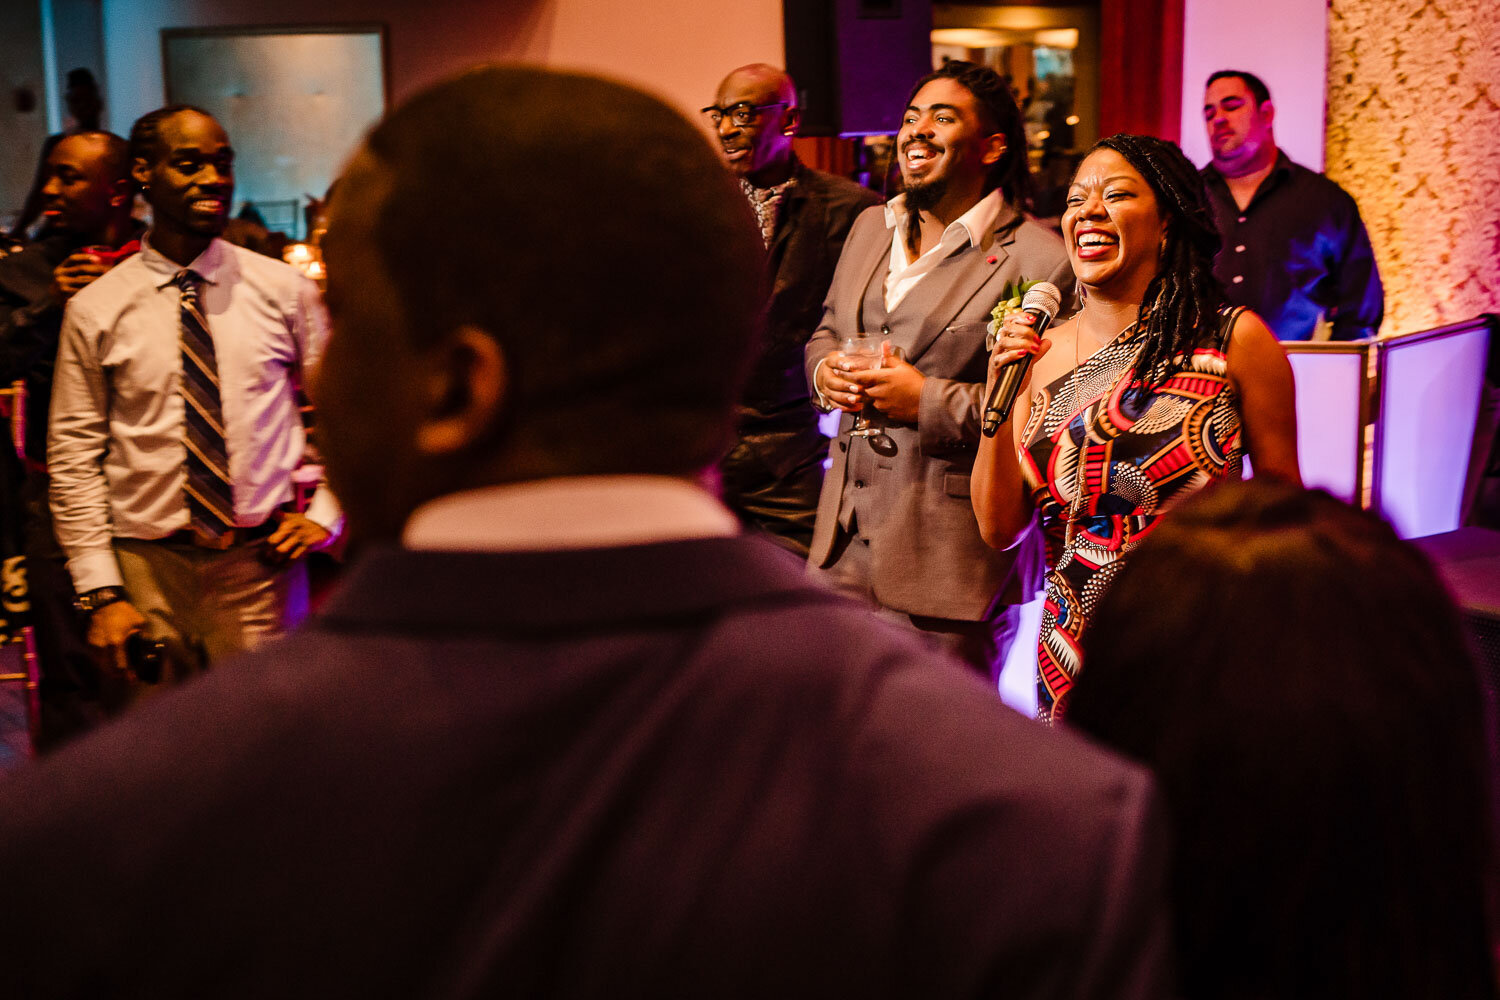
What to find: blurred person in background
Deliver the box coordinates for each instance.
[8,69,106,241]
[0,130,140,747]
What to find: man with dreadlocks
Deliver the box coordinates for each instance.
[48,105,340,693]
[973,133,1301,722]
[805,61,1073,680]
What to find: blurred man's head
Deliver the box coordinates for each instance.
[128,106,234,241]
[316,66,765,541]
[1069,478,1495,1000]
[705,64,799,186]
[1203,71,1276,177]
[39,131,131,240]
[64,68,102,130]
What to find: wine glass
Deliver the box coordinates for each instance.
[842,333,882,438]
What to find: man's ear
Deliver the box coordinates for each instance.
[1259,99,1276,128]
[414,325,509,456]
[981,133,1006,167]
[130,157,151,191]
[781,105,801,137]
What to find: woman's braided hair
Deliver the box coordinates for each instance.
[1090,134,1227,391]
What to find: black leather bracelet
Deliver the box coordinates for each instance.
[75,585,126,614]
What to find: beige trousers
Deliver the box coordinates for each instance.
[113,538,309,686]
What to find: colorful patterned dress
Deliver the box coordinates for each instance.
[1020,309,1244,721]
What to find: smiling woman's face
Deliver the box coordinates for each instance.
[1062,148,1166,297]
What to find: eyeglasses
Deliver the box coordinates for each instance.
[699,101,790,128]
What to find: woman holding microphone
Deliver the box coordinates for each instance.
[971,134,1300,722]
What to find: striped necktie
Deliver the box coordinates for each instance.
[175,269,236,538]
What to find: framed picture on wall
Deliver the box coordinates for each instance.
[162,24,388,238]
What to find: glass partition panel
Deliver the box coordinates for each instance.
[1283,343,1372,503]
[1375,320,1492,538]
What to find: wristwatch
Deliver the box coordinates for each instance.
[75,586,126,614]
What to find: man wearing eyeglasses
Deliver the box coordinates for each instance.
[702,64,879,557]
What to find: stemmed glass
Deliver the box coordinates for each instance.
[842,333,882,438]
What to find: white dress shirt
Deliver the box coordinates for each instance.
[403,476,740,552]
[49,236,341,592]
[882,188,1005,310]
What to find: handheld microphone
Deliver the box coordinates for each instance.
[981,281,1062,437]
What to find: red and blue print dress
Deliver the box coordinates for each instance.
[1019,309,1244,722]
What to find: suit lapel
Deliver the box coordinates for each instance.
[767,186,804,265]
[893,243,1006,362]
[842,215,896,336]
[768,184,819,308]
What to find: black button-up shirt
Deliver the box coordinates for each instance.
[1201,151,1383,341]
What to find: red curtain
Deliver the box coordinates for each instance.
[1098,0,1185,143]
[795,0,1187,169]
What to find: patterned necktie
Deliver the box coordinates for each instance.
[175,269,235,537]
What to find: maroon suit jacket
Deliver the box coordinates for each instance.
[0,533,1172,998]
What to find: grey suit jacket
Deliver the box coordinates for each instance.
[805,200,1073,621]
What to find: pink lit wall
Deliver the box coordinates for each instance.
[1177,0,1327,170]
[537,2,783,119]
[100,0,782,136]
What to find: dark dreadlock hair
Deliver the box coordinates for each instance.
[1089,133,1227,392]
[127,104,213,184]
[902,60,1032,209]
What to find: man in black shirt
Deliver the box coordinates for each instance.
[1200,69,1383,341]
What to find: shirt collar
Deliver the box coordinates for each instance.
[882,188,1005,251]
[140,234,228,288]
[1262,149,1295,195]
[402,475,741,552]
[1203,147,1294,190]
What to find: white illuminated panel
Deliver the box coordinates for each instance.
[817,409,841,440]
[1285,349,1367,502]
[997,592,1043,716]
[1376,323,1491,538]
